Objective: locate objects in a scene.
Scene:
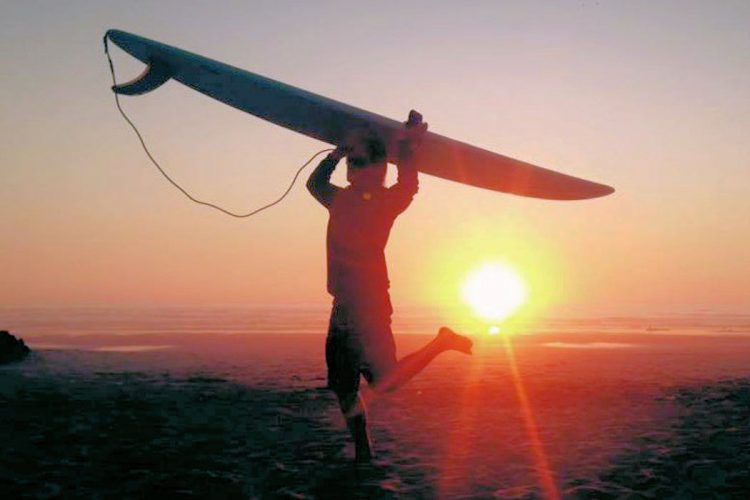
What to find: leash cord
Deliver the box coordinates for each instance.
[103,36,332,218]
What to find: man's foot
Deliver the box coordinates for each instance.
[436,327,473,355]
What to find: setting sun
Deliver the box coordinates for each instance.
[462,262,528,322]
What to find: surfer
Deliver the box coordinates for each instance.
[307,112,473,462]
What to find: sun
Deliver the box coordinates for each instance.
[462,262,528,322]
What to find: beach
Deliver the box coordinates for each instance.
[2,310,749,498]
[4,0,750,497]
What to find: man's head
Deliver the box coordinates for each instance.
[346,133,387,188]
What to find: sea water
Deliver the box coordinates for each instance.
[2,305,749,341]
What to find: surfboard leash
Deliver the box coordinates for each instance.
[103,36,333,218]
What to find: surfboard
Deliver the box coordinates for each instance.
[104,29,614,201]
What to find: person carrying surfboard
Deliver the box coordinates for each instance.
[307,111,473,463]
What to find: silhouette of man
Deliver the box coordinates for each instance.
[307,111,473,462]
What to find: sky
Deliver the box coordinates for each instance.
[1,1,749,316]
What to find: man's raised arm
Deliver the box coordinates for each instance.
[306,148,345,208]
[388,152,419,215]
[387,111,427,214]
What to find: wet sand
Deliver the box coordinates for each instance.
[1,332,749,498]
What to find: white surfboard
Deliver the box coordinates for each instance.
[105,29,614,201]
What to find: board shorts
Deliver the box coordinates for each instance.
[325,295,397,396]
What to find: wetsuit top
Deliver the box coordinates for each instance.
[307,154,418,303]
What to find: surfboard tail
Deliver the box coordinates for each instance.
[105,30,174,96]
[111,59,173,96]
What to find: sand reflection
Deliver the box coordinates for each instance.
[93,345,174,352]
[544,342,635,349]
[31,344,173,353]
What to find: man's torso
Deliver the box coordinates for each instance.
[326,186,398,300]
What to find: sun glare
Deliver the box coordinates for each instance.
[462,262,528,322]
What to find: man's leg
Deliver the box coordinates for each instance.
[372,327,473,394]
[327,304,374,462]
[336,391,372,463]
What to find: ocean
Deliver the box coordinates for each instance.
[2,305,749,340]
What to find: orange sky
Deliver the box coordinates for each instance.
[2,1,749,315]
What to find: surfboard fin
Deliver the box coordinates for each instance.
[111,58,173,96]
